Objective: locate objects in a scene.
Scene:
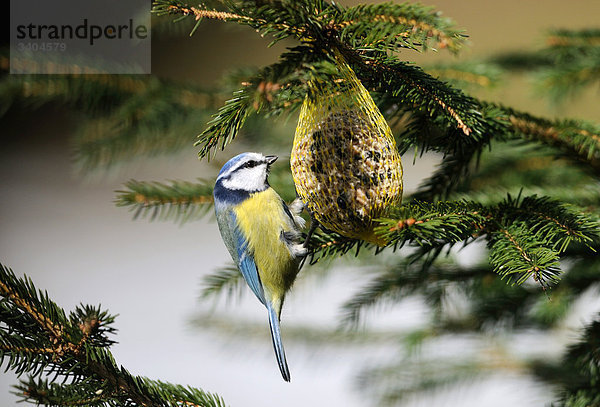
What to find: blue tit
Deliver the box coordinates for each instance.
[213,152,307,382]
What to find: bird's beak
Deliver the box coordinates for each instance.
[265,155,278,165]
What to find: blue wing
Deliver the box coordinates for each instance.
[230,211,267,306]
[216,205,291,381]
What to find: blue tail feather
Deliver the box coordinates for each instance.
[267,305,291,382]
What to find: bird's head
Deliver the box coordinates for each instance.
[216,152,278,193]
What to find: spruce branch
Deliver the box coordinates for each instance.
[497,195,599,253]
[15,377,115,407]
[154,0,476,159]
[357,358,490,406]
[490,29,600,71]
[191,309,409,346]
[341,250,600,333]
[531,313,600,407]
[115,179,214,223]
[195,46,318,158]
[377,200,487,248]
[153,0,466,52]
[546,28,600,48]
[490,51,554,72]
[6,1,600,404]
[340,261,487,327]
[0,67,217,117]
[535,54,600,102]
[449,141,594,197]
[114,162,298,225]
[348,53,484,139]
[542,28,600,70]
[559,314,600,407]
[400,104,507,201]
[153,0,311,42]
[357,341,545,407]
[410,103,600,200]
[305,196,599,289]
[0,70,143,116]
[333,1,466,53]
[425,62,502,90]
[152,1,245,22]
[195,89,254,159]
[74,113,213,171]
[489,29,600,101]
[410,148,481,201]
[0,69,222,170]
[162,2,600,184]
[504,107,600,175]
[200,264,245,301]
[305,230,367,265]
[346,58,509,202]
[484,194,598,287]
[0,263,226,407]
[196,46,510,170]
[453,184,600,212]
[489,225,561,287]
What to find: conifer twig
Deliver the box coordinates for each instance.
[506,110,600,174]
[168,5,245,22]
[115,179,214,223]
[0,263,226,407]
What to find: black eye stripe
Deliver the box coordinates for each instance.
[240,160,259,169]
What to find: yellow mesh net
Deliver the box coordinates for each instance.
[290,53,403,245]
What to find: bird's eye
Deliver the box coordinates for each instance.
[243,160,258,169]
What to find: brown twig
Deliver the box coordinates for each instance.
[167,5,246,21]
[133,194,214,206]
[499,228,544,285]
[508,114,600,173]
[0,278,157,406]
[0,280,64,342]
[335,14,461,51]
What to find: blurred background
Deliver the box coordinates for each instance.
[2,0,600,406]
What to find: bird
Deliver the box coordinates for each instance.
[213,152,307,382]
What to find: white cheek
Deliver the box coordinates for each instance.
[222,167,267,191]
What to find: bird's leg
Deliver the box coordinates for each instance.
[297,210,319,271]
[303,210,319,249]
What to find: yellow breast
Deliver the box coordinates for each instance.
[233,188,298,303]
